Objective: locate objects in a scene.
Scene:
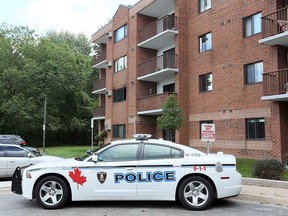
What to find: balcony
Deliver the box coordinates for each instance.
[259,7,288,46]
[138,15,178,50]
[138,53,178,82]
[261,69,288,101]
[92,78,106,94]
[92,50,107,68]
[93,106,105,119]
[137,92,177,115]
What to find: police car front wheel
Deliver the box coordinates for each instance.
[178,176,213,210]
[35,176,69,209]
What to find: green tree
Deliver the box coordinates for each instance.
[0,23,96,146]
[157,95,183,140]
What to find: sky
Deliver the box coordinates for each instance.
[0,0,139,38]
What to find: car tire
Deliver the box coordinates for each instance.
[178,176,214,210]
[35,176,69,209]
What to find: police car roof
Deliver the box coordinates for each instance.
[110,137,196,152]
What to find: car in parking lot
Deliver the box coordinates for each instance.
[0,135,26,145]
[11,134,242,210]
[0,135,40,155]
[0,144,63,178]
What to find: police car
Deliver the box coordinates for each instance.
[11,134,242,210]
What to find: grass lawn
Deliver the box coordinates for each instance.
[42,146,92,158]
[43,146,288,181]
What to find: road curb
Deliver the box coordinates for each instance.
[242,177,288,189]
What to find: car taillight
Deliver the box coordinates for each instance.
[21,141,26,145]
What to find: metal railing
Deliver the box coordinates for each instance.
[93,78,106,92]
[138,53,178,78]
[93,106,105,117]
[92,50,107,66]
[138,15,177,44]
[137,92,177,112]
[261,7,288,38]
[263,68,288,95]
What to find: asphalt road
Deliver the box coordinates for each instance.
[1,191,287,216]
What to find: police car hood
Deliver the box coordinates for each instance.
[26,157,84,170]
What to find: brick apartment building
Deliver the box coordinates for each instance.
[91,0,288,161]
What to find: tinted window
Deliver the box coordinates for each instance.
[143,144,182,160]
[6,146,29,157]
[98,144,139,162]
[0,139,15,144]
[0,146,4,157]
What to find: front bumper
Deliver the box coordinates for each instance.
[11,167,23,195]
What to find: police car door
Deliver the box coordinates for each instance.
[136,143,185,198]
[82,143,140,197]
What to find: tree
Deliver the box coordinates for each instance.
[157,95,183,141]
[0,23,96,146]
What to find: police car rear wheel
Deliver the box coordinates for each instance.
[35,176,69,209]
[178,176,213,210]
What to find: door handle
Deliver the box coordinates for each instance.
[126,167,134,171]
[9,161,15,163]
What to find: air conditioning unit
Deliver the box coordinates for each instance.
[104,123,111,131]
[105,90,112,97]
[106,61,112,67]
[106,32,113,39]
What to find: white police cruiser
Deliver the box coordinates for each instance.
[11,134,242,210]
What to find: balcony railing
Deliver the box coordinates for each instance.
[138,15,177,44]
[93,78,106,92]
[138,53,178,78]
[93,106,105,118]
[137,92,177,113]
[263,68,288,95]
[92,50,106,66]
[261,7,288,38]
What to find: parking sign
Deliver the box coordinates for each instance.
[201,124,215,142]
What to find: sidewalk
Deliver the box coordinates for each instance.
[232,178,288,207]
[1,178,288,207]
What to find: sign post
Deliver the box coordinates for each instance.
[201,124,216,154]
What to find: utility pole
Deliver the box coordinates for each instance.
[43,96,47,153]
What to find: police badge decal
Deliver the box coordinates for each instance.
[97,172,107,184]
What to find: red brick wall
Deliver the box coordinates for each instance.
[186,0,283,160]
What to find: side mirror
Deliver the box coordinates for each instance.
[86,149,92,155]
[27,153,34,158]
[92,154,98,163]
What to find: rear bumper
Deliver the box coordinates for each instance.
[11,167,23,195]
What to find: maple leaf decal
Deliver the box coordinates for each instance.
[69,168,87,189]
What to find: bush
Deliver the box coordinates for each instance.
[253,159,285,180]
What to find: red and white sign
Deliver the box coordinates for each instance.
[201,124,215,142]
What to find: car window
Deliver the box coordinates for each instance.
[98,144,139,162]
[0,146,4,157]
[143,144,182,160]
[6,146,29,157]
[0,139,15,144]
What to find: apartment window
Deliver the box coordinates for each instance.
[244,12,262,37]
[246,118,265,140]
[199,120,213,139]
[199,73,212,92]
[113,87,126,102]
[112,124,126,138]
[199,0,211,13]
[199,32,212,52]
[244,61,263,84]
[114,24,127,42]
[115,56,127,72]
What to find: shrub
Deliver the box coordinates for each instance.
[253,159,285,180]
